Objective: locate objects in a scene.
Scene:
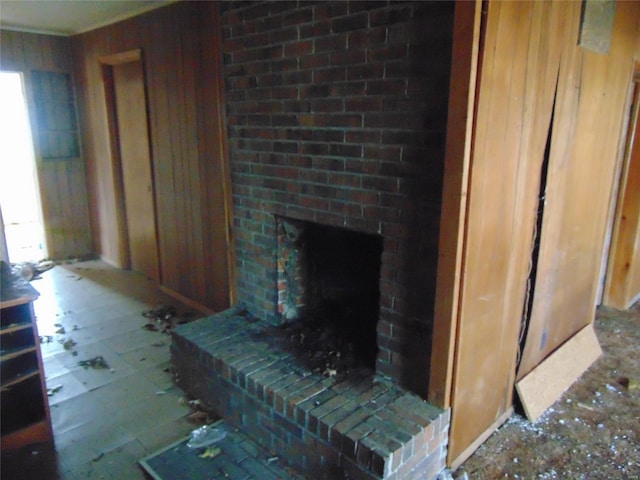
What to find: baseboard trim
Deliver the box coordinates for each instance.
[159,285,215,315]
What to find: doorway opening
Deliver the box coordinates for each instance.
[0,71,47,263]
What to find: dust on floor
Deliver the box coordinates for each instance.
[455,302,640,479]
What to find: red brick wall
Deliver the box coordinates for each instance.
[220,0,454,397]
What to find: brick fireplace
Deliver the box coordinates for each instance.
[172,1,455,478]
[276,216,384,370]
[224,0,453,398]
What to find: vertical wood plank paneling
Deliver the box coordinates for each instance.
[197,2,233,307]
[448,1,532,464]
[446,0,640,467]
[37,35,54,70]
[68,161,91,255]
[171,6,188,296]
[58,164,73,255]
[1,31,17,67]
[604,84,640,308]
[71,2,232,311]
[182,6,206,302]
[447,0,570,466]
[180,6,195,298]
[0,29,92,260]
[148,12,175,284]
[39,166,62,254]
[161,7,182,290]
[72,40,95,250]
[518,0,640,378]
[50,36,70,71]
[21,33,42,70]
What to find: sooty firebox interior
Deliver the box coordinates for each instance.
[276,217,383,374]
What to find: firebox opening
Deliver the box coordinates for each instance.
[276,217,383,372]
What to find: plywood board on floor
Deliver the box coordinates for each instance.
[516,324,602,422]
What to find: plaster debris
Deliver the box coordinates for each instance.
[62,338,77,351]
[455,304,640,479]
[47,385,63,396]
[77,355,109,370]
[142,305,196,334]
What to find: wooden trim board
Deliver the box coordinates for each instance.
[159,285,215,316]
[429,0,483,409]
[98,49,142,66]
[516,324,602,422]
[210,2,236,306]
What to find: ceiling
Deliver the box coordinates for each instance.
[0,0,176,36]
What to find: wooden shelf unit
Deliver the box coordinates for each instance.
[1,278,53,451]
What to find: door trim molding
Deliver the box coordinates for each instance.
[99,49,142,66]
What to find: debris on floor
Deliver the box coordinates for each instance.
[179,397,219,424]
[186,424,227,449]
[456,303,640,479]
[62,255,98,265]
[92,452,104,462]
[11,260,55,282]
[198,446,221,459]
[4,259,219,480]
[143,305,177,321]
[77,355,110,370]
[60,338,77,350]
[46,385,63,397]
[142,305,197,334]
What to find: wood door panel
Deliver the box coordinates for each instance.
[449,0,568,463]
[518,0,640,378]
[113,60,159,281]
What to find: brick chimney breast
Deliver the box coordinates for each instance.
[221,0,454,398]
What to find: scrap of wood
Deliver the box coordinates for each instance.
[516,324,602,422]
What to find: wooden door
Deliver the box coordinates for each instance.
[112,59,159,281]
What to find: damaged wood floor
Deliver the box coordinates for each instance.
[1,260,204,479]
[455,301,640,479]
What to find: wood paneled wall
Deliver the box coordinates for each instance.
[0,29,92,260]
[434,0,640,466]
[518,0,640,378]
[603,77,640,309]
[71,2,232,311]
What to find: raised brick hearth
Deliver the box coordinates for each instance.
[172,309,450,480]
